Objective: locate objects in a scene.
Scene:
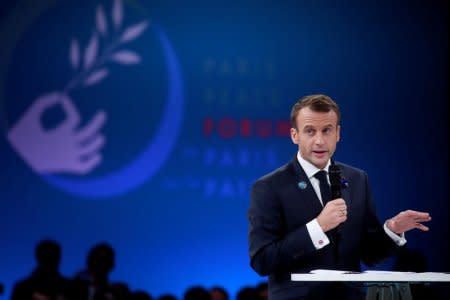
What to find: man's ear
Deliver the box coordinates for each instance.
[290,127,299,144]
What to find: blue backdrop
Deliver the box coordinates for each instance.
[0,0,448,299]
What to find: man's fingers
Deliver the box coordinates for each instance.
[401,210,431,224]
[411,212,431,223]
[413,212,431,218]
[325,199,346,209]
[330,198,345,205]
[414,216,432,223]
[404,210,430,218]
[415,223,429,231]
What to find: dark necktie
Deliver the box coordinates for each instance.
[314,170,331,206]
[315,170,340,263]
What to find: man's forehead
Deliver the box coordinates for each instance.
[302,123,335,128]
[296,109,338,126]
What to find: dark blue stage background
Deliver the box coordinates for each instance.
[0,0,448,298]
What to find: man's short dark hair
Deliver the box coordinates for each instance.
[290,94,341,129]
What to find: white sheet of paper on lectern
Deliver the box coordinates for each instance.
[291,269,450,282]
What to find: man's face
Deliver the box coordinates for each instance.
[290,107,340,169]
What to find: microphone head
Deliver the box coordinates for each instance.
[329,164,341,186]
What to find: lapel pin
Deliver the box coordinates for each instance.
[298,181,307,190]
[340,176,349,188]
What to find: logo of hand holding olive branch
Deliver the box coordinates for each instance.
[7,0,149,175]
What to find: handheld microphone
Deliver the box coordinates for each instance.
[329,162,343,265]
[329,163,342,200]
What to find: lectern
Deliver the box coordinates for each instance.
[291,270,450,300]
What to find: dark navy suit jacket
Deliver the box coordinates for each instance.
[248,157,400,300]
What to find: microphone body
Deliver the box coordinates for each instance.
[329,164,342,200]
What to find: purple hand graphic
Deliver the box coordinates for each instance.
[7,92,107,175]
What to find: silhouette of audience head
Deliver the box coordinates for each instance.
[209,286,229,300]
[184,286,212,300]
[131,290,153,300]
[68,243,116,300]
[236,286,258,300]
[110,282,131,300]
[35,239,61,271]
[158,294,177,300]
[86,242,115,282]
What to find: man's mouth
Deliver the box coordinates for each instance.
[313,150,328,157]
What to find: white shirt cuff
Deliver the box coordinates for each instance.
[306,219,330,249]
[384,222,407,246]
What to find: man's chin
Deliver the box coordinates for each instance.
[311,157,328,169]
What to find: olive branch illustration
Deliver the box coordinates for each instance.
[63,0,149,93]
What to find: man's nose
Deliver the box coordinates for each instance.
[314,133,324,145]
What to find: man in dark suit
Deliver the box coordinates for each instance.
[247,94,431,300]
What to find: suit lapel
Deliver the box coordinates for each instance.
[290,156,323,214]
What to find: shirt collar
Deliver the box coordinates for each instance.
[296,151,331,179]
